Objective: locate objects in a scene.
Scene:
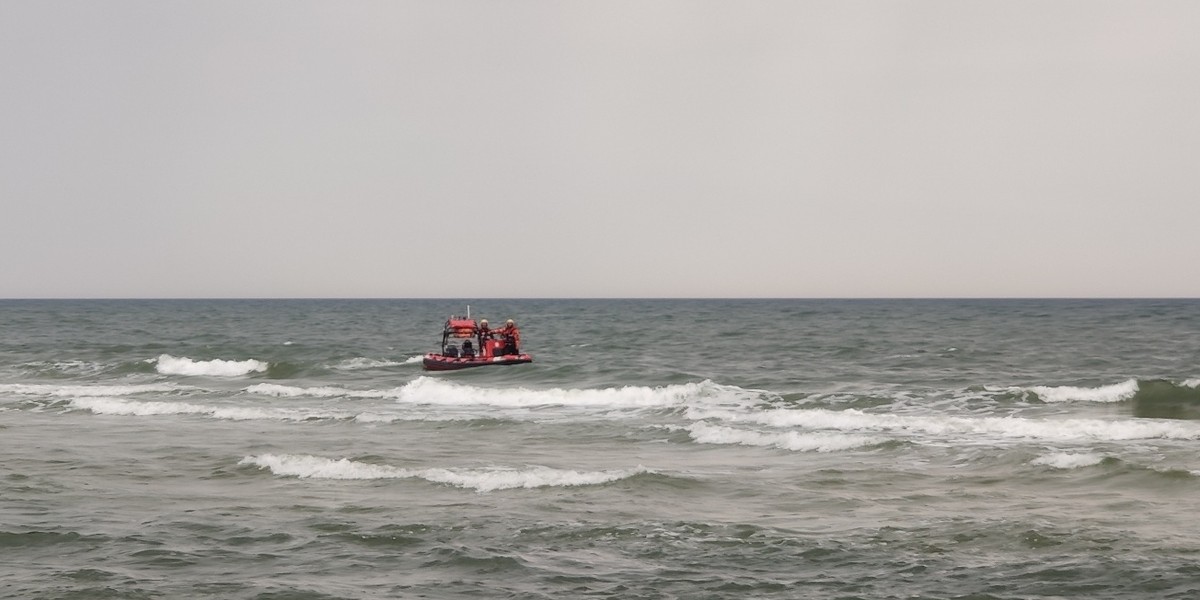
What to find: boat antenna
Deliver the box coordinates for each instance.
[466,305,471,319]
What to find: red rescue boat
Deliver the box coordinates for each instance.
[422,311,532,371]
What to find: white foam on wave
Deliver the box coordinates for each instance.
[1183,379,1200,389]
[0,382,183,398]
[330,357,410,370]
[395,377,754,409]
[19,360,107,376]
[247,383,398,399]
[238,454,650,492]
[1025,379,1139,403]
[687,422,883,452]
[48,386,490,424]
[70,397,350,421]
[153,354,268,377]
[1031,451,1106,469]
[246,377,758,410]
[353,411,479,424]
[688,407,1200,443]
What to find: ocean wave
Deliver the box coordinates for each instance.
[352,411,506,424]
[18,360,109,377]
[329,357,414,371]
[687,422,884,452]
[1030,451,1107,469]
[152,354,268,377]
[69,397,351,421]
[1128,379,1200,420]
[0,383,184,398]
[238,454,650,492]
[394,377,760,409]
[687,407,1200,443]
[66,396,497,425]
[1002,378,1200,419]
[246,377,762,410]
[1024,379,1139,403]
[246,383,399,399]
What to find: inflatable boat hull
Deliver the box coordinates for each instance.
[422,353,533,371]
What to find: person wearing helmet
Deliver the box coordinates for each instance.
[497,319,521,356]
[477,319,493,353]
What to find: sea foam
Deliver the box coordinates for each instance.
[330,357,411,370]
[239,454,649,492]
[0,382,183,397]
[246,377,759,410]
[153,354,268,377]
[1025,379,1139,403]
[687,422,883,452]
[394,377,756,409]
[19,360,107,376]
[70,397,351,421]
[246,383,392,399]
[687,407,1200,443]
[1031,451,1106,469]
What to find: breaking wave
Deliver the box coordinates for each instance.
[686,407,1200,443]
[247,377,763,410]
[329,357,414,370]
[152,354,268,377]
[1031,451,1107,469]
[687,422,884,452]
[393,377,745,409]
[246,383,398,399]
[1024,379,1139,403]
[0,382,184,398]
[17,360,109,377]
[69,397,352,421]
[238,454,651,492]
[63,396,499,425]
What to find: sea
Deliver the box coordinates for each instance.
[3,298,1200,600]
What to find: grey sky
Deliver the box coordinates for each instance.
[2,1,1197,298]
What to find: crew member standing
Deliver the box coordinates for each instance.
[497,319,521,355]
[477,319,492,355]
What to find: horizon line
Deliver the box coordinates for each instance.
[1,296,1198,302]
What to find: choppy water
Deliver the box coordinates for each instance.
[3,299,1200,599]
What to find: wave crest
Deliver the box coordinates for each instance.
[394,377,758,409]
[330,357,413,370]
[238,454,650,492]
[687,406,1200,443]
[244,377,762,410]
[1026,379,1139,403]
[1031,452,1107,469]
[69,397,350,421]
[688,422,884,452]
[0,383,183,398]
[153,354,268,377]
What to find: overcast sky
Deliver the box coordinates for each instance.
[2,1,1197,298]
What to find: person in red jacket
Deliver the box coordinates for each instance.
[496,319,521,355]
